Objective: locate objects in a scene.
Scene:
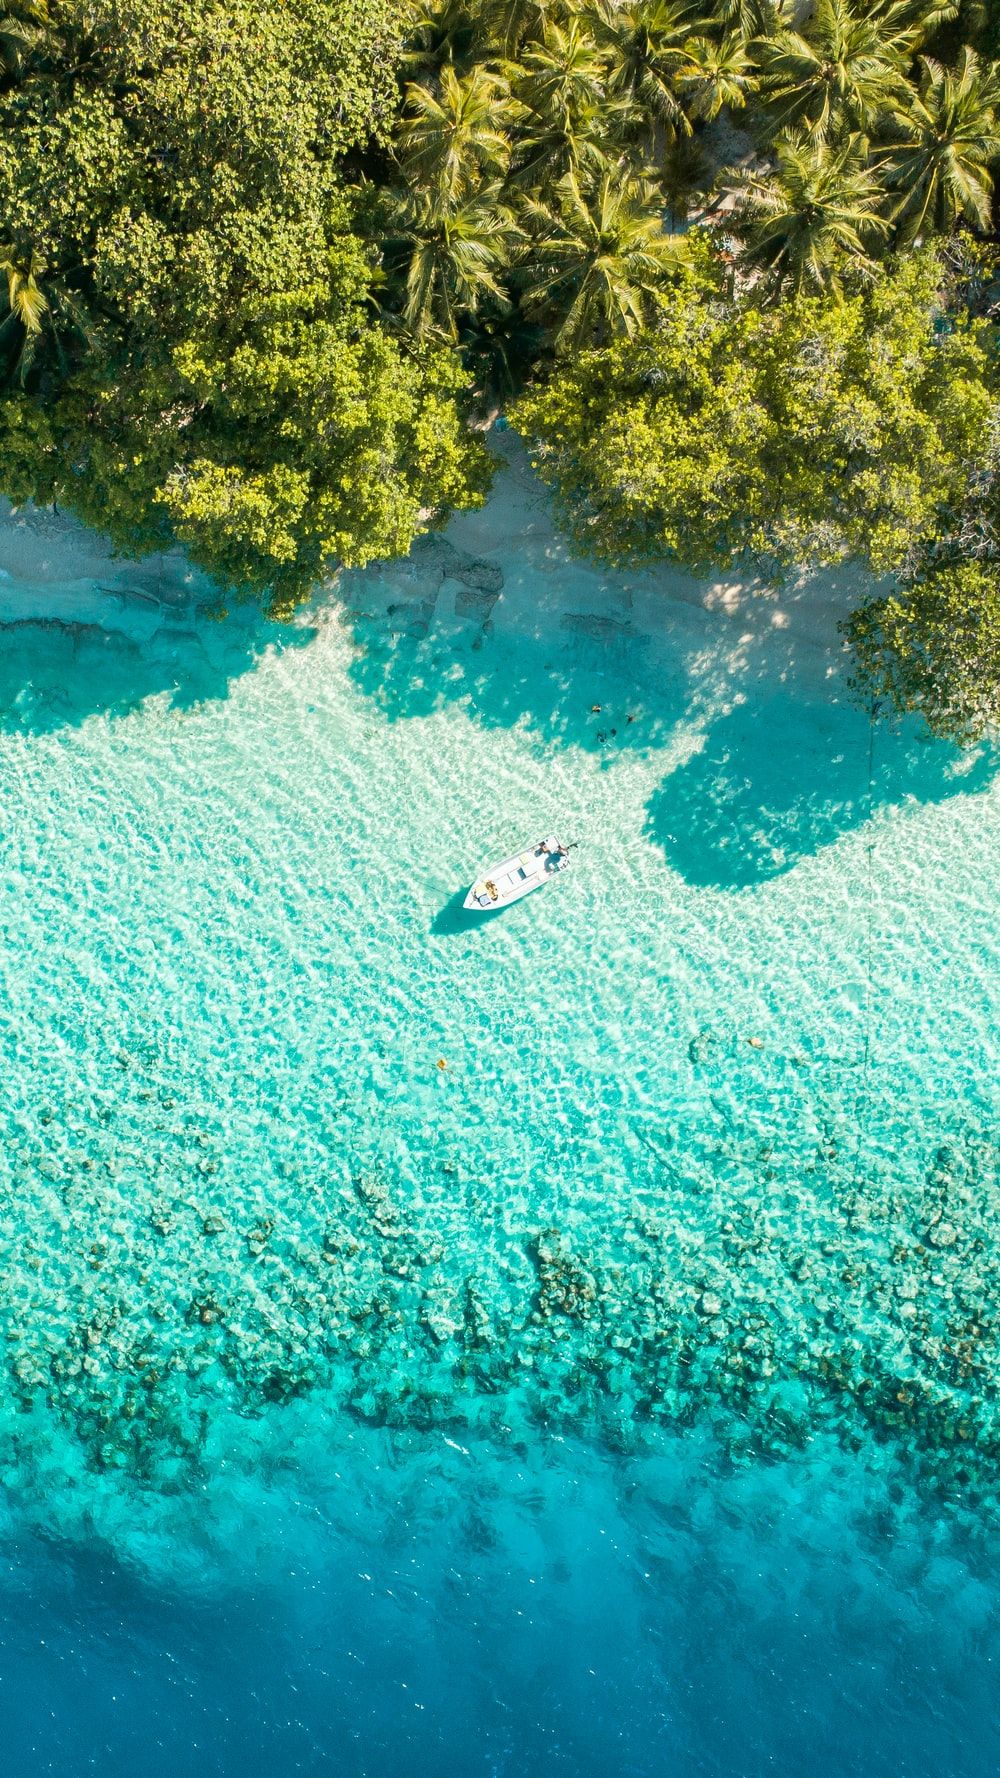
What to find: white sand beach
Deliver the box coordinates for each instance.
[0,436,870,714]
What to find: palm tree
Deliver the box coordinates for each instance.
[478,0,569,60]
[0,243,47,332]
[675,31,759,121]
[396,184,524,342]
[511,17,622,187]
[594,0,704,140]
[951,1,1000,58]
[460,301,547,400]
[659,133,713,225]
[401,0,478,77]
[398,65,515,201]
[520,166,690,350]
[727,133,891,294]
[0,242,47,383]
[0,0,51,81]
[866,0,959,41]
[879,49,1000,239]
[515,16,609,125]
[756,0,917,143]
[714,0,790,33]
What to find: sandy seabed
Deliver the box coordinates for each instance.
[0,435,997,1550]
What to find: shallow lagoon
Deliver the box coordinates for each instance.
[1,449,999,1773]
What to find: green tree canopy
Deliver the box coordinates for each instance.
[847,559,1000,740]
[880,48,1000,238]
[513,247,999,578]
[1,0,999,697]
[0,0,492,610]
[727,133,892,295]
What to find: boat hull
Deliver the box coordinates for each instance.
[463,836,570,912]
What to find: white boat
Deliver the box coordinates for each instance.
[463,835,571,911]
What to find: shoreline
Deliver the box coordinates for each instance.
[0,438,867,718]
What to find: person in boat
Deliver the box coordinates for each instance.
[539,842,569,870]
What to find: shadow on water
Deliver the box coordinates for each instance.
[645,695,998,889]
[346,582,1000,891]
[430,888,485,936]
[345,607,689,763]
[0,610,315,734]
[7,544,997,893]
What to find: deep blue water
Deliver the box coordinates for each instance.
[3,1430,1000,1777]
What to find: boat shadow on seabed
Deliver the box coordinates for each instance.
[431,889,486,936]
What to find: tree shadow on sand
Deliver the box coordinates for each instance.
[0,610,315,735]
[344,602,691,762]
[645,694,997,890]
[342,566,1000,891]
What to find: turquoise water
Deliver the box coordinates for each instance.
[1,458,1000,1770]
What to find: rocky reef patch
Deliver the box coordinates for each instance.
[3,1058,998,1520]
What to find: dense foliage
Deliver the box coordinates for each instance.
[0,0,999,722]
[0,0,492,610]
[848,559,1000,740]
[375,0,1000,348]
[515,245,999,575]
